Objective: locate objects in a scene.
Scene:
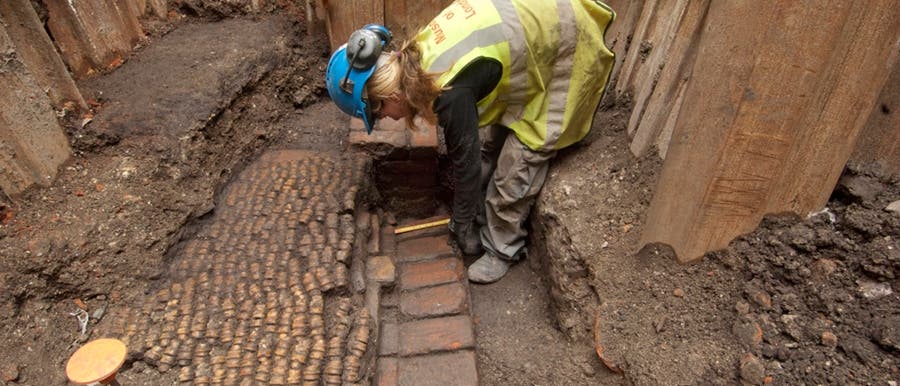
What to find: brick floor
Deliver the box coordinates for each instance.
[400,283,468,318]
[374,230,478,386]
[399,257,464,290]
[396,235,455,263]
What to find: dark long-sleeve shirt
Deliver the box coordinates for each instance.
[433,58,502,223]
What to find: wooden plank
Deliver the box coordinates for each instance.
[629,0,709,157]
[45,0,101,77]
[0,0,87,110]
[614,1,657,98]
[112,0,145,46]
[45,0,135,77]
[87,0,133,54]
[384,0,449,39]
[134,0,147,16]
[147,0,167,18]
[851,61,900,176]
[0,24,72,196]
[625,0,689,138]
[640,0,900,263]
[323,0,385,51]
[603,0,643,90]
[765,3,900,212]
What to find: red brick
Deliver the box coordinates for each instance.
[401,282,468,319]
[376,116,409,131]
[399,315,474,356]
[350,129,407,151]
[380,322,399,356]
[398,351,478,386]
[399,257,464,290]
[408,119,438,149]
[397,235,454,263]
[376,357,399,386]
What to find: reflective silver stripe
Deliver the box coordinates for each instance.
[544,0,577,148]
[492,0,528,104]
[427,24,507,73]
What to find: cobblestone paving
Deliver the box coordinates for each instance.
[107,150,373,385]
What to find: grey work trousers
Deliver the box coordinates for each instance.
[479,125,557,261]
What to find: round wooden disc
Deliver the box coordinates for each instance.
[65,338,127,384]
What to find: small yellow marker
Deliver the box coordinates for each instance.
[394,217,451,234]
[66,338,127,385]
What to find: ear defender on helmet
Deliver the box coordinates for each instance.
[325,24,393,134]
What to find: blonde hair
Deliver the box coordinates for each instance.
[367,39,442,129]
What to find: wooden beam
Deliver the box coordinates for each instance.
[640,0,900,263]
[851,60,900,176]
[384,0,450,39]
[629,0,708,157]
[0,24,72,196]
[147,0,167,18]
[613,1,656,99]
[601,0,643,93]
[322,0,386,51]
[45,0,143,78]
[0,0,88,110]
[111,0,145,46]
[45,0,102,77]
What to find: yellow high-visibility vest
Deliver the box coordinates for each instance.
[416,0,615,151]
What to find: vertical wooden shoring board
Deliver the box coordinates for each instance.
[765,1,900,213]
[629,0,709,157]
[384,0,409,38]
[614,1,657,99]
[0,0,88,110]
[324,0,384,51]
[46,0,129,75]
[0,23,72,195]
[93,0,133,55]
[851,60,900,176]
[113,0,145,46]
[625,0,688,138]
[133,0,147,17]
[640,1,900,263]
[603,0,642,92]
[44,0,102,77]
[147,0,167,18]
[385,0,449,40]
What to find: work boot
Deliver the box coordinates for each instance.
[467,251,511,284]
[449,219,483,256]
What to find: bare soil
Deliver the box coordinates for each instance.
[530,93,900,384]
[1,9,898,386]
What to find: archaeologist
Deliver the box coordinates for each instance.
[325,0,615,283]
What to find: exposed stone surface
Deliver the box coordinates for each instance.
[399,257,464,290]
[368,255,397,285]
[400,283,468,318]
[396,236,454,263]
[374,231,478,385]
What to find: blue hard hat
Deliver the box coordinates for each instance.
[325,24,392,133]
